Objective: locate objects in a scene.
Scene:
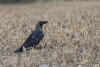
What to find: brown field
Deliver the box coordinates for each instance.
[0,1,100,67]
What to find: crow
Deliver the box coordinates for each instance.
[14,21,48,53]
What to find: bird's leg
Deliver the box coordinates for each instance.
[26,47,32,51]
[33,45,36,48]
[33,45,42,50]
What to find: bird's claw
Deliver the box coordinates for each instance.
[34,47,42,50]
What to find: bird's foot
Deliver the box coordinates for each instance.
[34,47,42,50]
[26,47,32,51]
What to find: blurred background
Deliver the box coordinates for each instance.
[0,0,100,67]
[0,0,99,4]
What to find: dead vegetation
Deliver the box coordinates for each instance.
[0,2,100,67]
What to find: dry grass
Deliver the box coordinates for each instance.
[0,2,100,67]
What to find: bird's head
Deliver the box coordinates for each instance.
[38,21,48,28]
[35,21,48,30]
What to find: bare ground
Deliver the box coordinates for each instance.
[0,2,100,67]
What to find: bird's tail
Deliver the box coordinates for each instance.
[14,46,23,53]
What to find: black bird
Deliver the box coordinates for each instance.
[14,21,48,53]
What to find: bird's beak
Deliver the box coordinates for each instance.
[43,21,48,24]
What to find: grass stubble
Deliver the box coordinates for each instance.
[0,1,100,67]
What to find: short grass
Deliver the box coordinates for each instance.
[0,2,100,67]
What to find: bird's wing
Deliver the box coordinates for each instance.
[24,37,39,47]
[23,31,44,47]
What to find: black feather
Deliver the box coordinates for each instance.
[14,21,48,53]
